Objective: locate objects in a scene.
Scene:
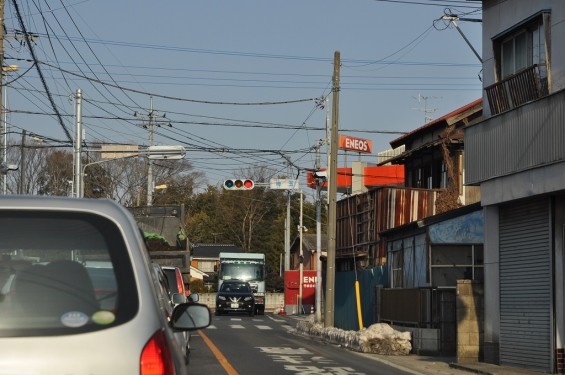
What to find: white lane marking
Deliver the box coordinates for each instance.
[267,315,286,323]
[207,325,217,329]
[256,325,272,330]
[230,325,245,329]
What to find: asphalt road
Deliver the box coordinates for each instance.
[187,312,421,375]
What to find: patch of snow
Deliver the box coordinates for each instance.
[296,315,412,355]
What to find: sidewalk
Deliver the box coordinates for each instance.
[368,352,546,375]
[277,313,545,375]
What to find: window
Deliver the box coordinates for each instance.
[498,15,547,80]
[430,244,483,287]
[198,260,216,273]
[440,162,448,189]
[391,249,403,288]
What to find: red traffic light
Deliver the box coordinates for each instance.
[223,179,254,190]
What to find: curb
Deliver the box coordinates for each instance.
[449,363,493,375]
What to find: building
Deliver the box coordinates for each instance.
[464,1,565,372]
[329,98,483,271]
[379,203,484,354]
[289,233,326,271]
[384,99,482,209]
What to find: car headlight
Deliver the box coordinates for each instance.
[218,296,226,301]
[244,296,253,302]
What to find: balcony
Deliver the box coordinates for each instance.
[485,64,548,116]
[465,88,565,186]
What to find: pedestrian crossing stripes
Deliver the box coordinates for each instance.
[206,324,274,330]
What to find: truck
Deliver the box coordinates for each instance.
[218,252,266,315]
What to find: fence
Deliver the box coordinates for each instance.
[334,266,387,331]
[376,287,457,354]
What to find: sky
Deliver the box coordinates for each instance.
[3,0,483,198]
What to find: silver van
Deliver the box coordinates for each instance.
[0,196,210,374]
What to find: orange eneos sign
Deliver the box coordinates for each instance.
[338,135,372,154]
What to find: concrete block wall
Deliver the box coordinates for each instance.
[393,326,441,354]
[456,280,484,363]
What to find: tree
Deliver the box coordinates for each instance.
[152,159,205,205]
[6,140,56,195]
[185,186,224,244]
[37,150,74,196]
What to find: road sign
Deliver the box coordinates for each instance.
[270,178,299,190]
[147,145,186,160]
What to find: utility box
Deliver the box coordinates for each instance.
[284,270,317,315]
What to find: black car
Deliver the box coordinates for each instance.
[215,280,255,316]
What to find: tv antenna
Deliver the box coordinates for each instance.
[412,94,441,123]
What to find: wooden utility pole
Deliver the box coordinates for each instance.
[324,51,340,327]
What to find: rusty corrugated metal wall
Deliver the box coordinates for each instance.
[336,187,438,266]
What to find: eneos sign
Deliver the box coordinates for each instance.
[339,135,372,154]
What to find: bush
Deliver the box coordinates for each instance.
[189,279,208,293]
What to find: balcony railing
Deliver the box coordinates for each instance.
[485,64,548,115]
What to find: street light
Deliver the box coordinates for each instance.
[0,163,17,175]
[79,145,186,198]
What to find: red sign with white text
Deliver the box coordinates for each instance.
[284,270,317,306]
[339,135,372,154]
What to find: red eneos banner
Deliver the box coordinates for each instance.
[338,135,372,154]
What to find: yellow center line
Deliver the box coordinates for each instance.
[197,329,239,375]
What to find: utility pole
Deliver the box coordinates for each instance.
[0,0,5,192]
[18,130,25,194]
[314,139,324,322]
[285,160,291,272]
[135,97,164,206]
[74,89,82,198]
[325,96,330,205]
[325,51,340,327]
[298,189,304,315]
[147,97,154,206]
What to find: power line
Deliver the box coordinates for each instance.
[11,0,72,142]
[38,61,322,106]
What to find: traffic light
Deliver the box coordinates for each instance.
[223,179,254,190]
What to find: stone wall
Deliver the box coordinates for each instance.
[456,280,484,363]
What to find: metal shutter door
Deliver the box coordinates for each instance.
[499,198,552,372]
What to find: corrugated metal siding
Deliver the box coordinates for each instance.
[465,90,565,184]
[336,187,437,261]
[499,198,552,372]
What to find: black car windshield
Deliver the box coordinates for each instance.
[220,282,250,293]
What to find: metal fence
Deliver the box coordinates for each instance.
[377,287,456,354]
